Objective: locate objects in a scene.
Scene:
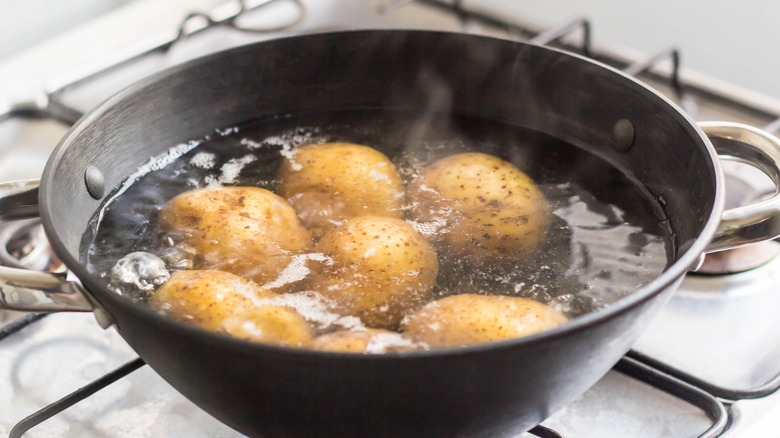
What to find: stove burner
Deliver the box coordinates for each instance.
[0,219,62,272]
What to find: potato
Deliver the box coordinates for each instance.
[446,205,551,261]
[305,216,439,329]
[402,294,567,348]
[222,305,313,347]
[277,143,404,238]
[149,269,274,331]
[407,152,550,263]
[151,269,313,346]
[158,186,312,284]
[310,328,418,353]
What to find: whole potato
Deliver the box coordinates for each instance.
[402,293,567,348]
[158,186,312,284]
[407,152,550,263]
[310,328,418,353]
[305,216,439,329]
[277,143,405,238]
[149,269,274,331]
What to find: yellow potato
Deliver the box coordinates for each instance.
[407,152,550,263]
[277,143,405,238]
[402,294,567,348]
[305,216,439,329]
[149,269,274,331]
[447,205,551,261]
[151,269,313,347]
[310,328,417,353]
[222,305,313,347]
[158,186,312,284]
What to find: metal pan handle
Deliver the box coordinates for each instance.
[701,122,780,252]
[0,179,94,313]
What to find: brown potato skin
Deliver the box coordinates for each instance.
[149,270,274,331]
[305,216,439,329]
[277,143,405,238]
[408,152,550,263]
[158,186,312,284]
[402,294,567,348]
[150,270,312,346]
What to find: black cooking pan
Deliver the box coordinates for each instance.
[2,30,780,437]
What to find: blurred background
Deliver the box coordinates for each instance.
[1,0,778,98]
[484,0,780,98]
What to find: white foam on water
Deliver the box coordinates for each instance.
[254,291,364,332]
[204,154,257,187]
[189,152,216,169]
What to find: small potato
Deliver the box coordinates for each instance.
[305,216,439,329]
[222,305,313,347]
[158,186,312,284]
[151,270,313,347]
[402,294,567,348]
[310,328,418,353]
[277,143,404,238]
[408,152,549,263]
[149,270,274,331]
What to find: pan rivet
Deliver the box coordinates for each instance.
[93,307,115,329]
[612,119,635,152]
[85,165,105,200]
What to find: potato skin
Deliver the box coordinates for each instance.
[277,143,404,238]
[447,205,551,261]
[310,328,416,353]
[402,294,567,348]
[408,152,550,263]
[158,186,312,284]
[222,305,313,347]
[149,269,274,331]
[305,216,439,329]
[150,269,312,346]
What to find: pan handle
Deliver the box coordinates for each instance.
[0,179,94,313]
[701,122,780,252]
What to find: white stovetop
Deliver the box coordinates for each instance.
[0,0,223,109]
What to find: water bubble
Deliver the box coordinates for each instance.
[108,252,170,296]
[159,243,196,270]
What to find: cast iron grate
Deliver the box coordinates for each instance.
[0,313,47,342]
[8,359,145,438]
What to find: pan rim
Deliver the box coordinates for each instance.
[39,28,725,360]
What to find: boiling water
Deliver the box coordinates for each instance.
[85,110,671,331]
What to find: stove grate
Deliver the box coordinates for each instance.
[8,358,145,438]
[614,356,729,437]
[627,349,780,401]
[529,425,565,438]
[0,313,47,341]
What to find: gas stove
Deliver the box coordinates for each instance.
[2,1,780,437]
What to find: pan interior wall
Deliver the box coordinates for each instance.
[44,31,715,267]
